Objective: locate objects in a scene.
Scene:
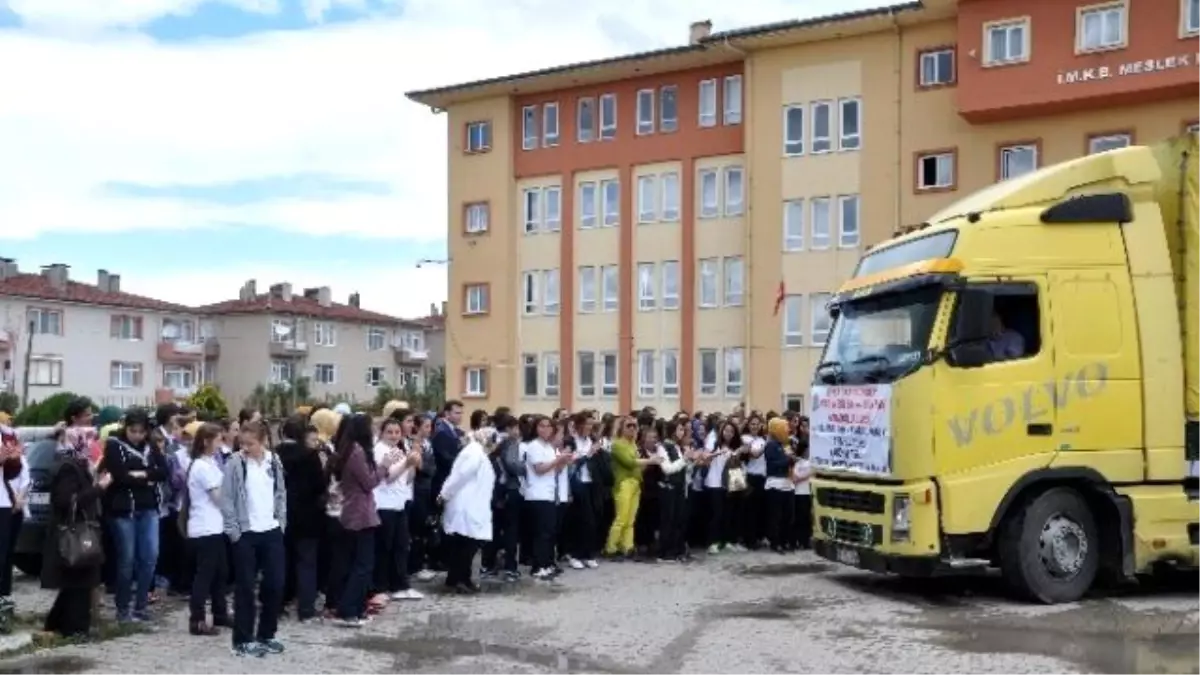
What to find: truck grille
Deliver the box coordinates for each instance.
[820,516,883,547]
[816,488,886,515]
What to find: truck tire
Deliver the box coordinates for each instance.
[997,487,1099,604]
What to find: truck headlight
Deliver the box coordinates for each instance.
[891,494,911,543]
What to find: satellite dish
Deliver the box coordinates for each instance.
[273,323,293,337]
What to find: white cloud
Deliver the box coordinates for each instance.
[4,0,281,32]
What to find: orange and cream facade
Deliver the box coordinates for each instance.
[408,0,1199,414]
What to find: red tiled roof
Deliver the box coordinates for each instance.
[197,294,402,324]
[0,273,191,313]
[412,314,445,330]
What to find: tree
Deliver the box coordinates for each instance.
[187,383,230,420]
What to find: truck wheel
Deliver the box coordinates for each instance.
[998,487,1099,604]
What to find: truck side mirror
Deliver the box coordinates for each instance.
[948,288,994,368]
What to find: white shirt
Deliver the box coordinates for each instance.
[244,451,279,533]
[704,449,730,490]
[572,436,592,483]
[187,456,224,538]
[372,441,411,511]
[704,430,717,451]
[793,459,813,496]
[8,457,29,517]
[523,439,558,502]
[743,435,767,476]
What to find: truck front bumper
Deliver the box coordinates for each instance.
[812,538,944,577]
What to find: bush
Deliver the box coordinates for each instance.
[13,392,91,426]
[187,383,230,419]
[0,392,17,415]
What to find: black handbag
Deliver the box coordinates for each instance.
[58,494,104,569]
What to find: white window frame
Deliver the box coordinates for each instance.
[811,293,833,345]
[599,93,617,140]
[365,366,387,388]
[698,349,718,398]
[577,97,596,143]
[522,271,540,316]
[111,315,142,341]
[465,284,488,315]
[838,194,861,248]
[27,308,63,335]
[465,202,489,234]
[601,265,619,312]
[313,322,337,347]
[523,187,541,235]
[269,360,293,384]
[919,48,956,87]
[601,179,619,227]
[661,261,680,310]
[465,121,491,153]
[366,327,387,351]
[810,100,833,153]
[110,361,141,389]
[600,351,619,398]
[638,175,658,223]
[521,353,539,398]
[637,262,657,311]
[29,356,63,387]
[698,168,719,219]
[636,88,655,135]
[1076,2,1127,54]
[579,266,597,313]
[838,97,861,151]
[577,351,596,398]
[1088,132,1132,154]
[810,197,831,250]
[660,172,680,221]
[917,152,956,190]
[544,186,562,232]
[1185,0,1200,36]
[723,256,744,307]
[465,367,487,397]
[723,75,742,125]
[543,352,561,398]
[783,295,804,347]
[543,269,560,315]
[661,349,680,398]
[521,105,538,150]
[699,258,719,308]
[637,350,656,399]
[723,166,744,217]
[783,199,805,251]
[579,181,598,229]
[999,143,1039,180]
[164,364,196,390]
[314,363,337,385]
[269,318,292,343]
[543,102,560,146]
[983,18,1031,66]
[660,85,679,132]
[698,79,717,127]
[724,348,744,398]
[783,105,805,156]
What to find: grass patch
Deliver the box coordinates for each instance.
[0,614,147,659]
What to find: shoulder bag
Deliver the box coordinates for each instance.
[58,492,104,569]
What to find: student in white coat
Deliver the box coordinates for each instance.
[438,429,495,594]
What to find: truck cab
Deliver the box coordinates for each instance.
[809,137,1199,603]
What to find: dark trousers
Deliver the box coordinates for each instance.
[45,587,91,638]
[286,537,318,620]
[519,501,534,566]
[527,500,557,572]
[481,490,521,573]
[705,489,726,547]
[337,528,375,620]
[444,533,480,587]
[657,485,688,559]
[374,510,410,593]
[407,488,433,574]
[568,484,598,561]
[0,508,13,597]
[745,475,767,547]
[188,534,228,624]
[231,528,284,646]
[159,511,190,592]
[723,490,747,545]
[324,519,348,613]
[766,489,795,550]
[553,503,568,561]
[793,494,813,549]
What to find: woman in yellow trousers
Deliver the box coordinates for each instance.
[604,418,660,558]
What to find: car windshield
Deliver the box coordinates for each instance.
[816,286,942,385]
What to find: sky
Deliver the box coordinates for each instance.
[0,0,891,320]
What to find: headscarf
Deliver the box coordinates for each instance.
[332,402,352,416]
[0,412,12,427]
[310,408,341,444]
[95,406,123,428]
[767,417,790,444]
[381,400,408,419]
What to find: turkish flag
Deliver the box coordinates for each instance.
[773,280,786,316]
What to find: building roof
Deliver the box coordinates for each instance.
[0,272,191,313]
[197,294,406,324]
[412,313,445,331]
[405,1,936,109]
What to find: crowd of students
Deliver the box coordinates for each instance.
[0,398,813,658]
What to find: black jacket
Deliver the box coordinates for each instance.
[764,439,790,479]
[277,440,327,540]
[491,436,523,493]
[103,436,169,516]
[42,457,104,590]
[412,439,436,493]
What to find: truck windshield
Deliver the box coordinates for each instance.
[816,286,942,385]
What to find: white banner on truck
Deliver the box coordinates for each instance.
[810,384,893,476]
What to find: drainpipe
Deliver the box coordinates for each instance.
[720,37,755,409]
[890,9,903,239]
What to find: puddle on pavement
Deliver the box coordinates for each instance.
[0,655,95,674]
[343,634,631,673]
[738,562,836,577]
[708,596,828,621]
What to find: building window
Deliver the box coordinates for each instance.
[110,315,143,341]
[783,105,805,156]
[464,284,488,315]
[543,269,560,315]
[110,361,142,389]
[599,93,617,140]
[522,105,538,150]
[637,350,656,398]
[30,356,63,386]
[1077,2,1126,53]
[638,175,658,223]
[838,195,861,248]
[661,350,679,397]
[783,295,804,347]
[698,349,718,397]
[661,172,680,221]
[521,354,539,398]
[810,101,833,153]
[699,258,718,308]
[164,364,195,390]
[363,366,387,388]
[601,265,619,312]
[314,363,336,384]
[544,352,561,397]
[464,202,489,234]
[784,394,805,413]
[601,351,619,397]
[269,318,293,343]
[917,150,956,191]
[1088,132,1132,154]
[984,18,1030,66]
[543,103,560,146]
[918,47,956,87]
[579,181,597,229]
[811,293,833,345]
[783,199,805,251]
[1185,0,1200,35]
[522,188,541,235]
[578,351,596,397]
[661,261,680,310]
[367,327,387,351]
[313,322,336,347]
[269,360,293,384]
[522,271,540,316]
[723,166,744,217]
[400,330,424,352]
[810,197,831,249]
[465,121,491,153]
[577,97,595,143]
[579,266,597,313]
[163,318,196,342]
[1000,143,1039,180]
[660,85,678,132]
[724,348,744,398]
[601,179,619,227]
[637,263,657,311]
[839,97,861,151]
[698,168,719,218]
[465,367,487,397]
[544,186,562,232]
[27,307,63,335]
[723,256,744,306]
[698,79,717,127]
[723,75,742,125]
[636,89,655,135]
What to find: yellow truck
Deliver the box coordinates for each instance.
[809,135,1198,604]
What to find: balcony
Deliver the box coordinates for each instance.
[157,340,205,362]
[203,337,220,359]
[269,340,308,358]
[393,343,429,365]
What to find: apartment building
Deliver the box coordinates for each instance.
[407,0,1198,414]
[197,281,437,406]
[0,260,210,408]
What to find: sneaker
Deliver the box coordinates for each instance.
[133,609,152,622]
[334,617,368,628]
[731,544,747,553]
[503,570,522,583]
[567,557,585,570]
[532,567,555,580]
[259,639,285,654]
[390,589,424,601]
[708,544,721,555]
[584,559,599,569]
[415,569,438,582]
[479,568,498,579]
[232,642,267,658]
[116,612,140,624]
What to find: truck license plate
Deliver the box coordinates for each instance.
[28,492,49,506]
[836,547,860,567]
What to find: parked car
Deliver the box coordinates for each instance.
[13,439,57,577]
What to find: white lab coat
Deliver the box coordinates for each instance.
[439,439,495,542]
